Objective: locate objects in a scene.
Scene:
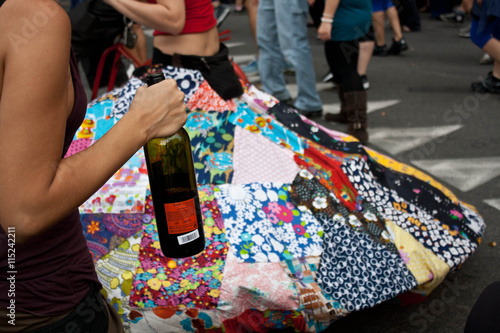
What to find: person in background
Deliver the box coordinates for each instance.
[319,0,372,144]
[105,0,243,100]
[240,0,261,76]
[398,0,422,32]
[371,0,409,55]
[469,0,500,94]
[0,0,187,331]
[257,0,323,117]
[104,0,220,64]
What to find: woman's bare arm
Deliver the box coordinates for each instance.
[104,0,186,35]
[0,0,186,242]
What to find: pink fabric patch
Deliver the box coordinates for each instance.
[232,126,301,184]
[218,252,299,321]
[187,81,237,112]
[64,138,92,158]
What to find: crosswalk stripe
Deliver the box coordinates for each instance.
[411,157,500,192]
[484,199,500,211]
[369,125,463,155]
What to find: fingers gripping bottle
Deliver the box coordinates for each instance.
[143,73,205,258]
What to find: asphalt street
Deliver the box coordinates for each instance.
[220,8,500,333]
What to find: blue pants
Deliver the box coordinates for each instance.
[257,0,323,111]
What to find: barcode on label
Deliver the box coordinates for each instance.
[178,229,200,245]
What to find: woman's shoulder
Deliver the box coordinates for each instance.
[0,0,71,55]
[0,0,70,37]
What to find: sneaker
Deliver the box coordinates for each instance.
[241,60,259,76]
[458,26,471,38]
[471,72,500,94]
[214,4,231,27]
[479,53,494,65]
[439,11,465,24]
[294,107,323,118]
[322,72,334,83]
[387,37,408,55]
[373,44,388,56]
[361,75,370,90]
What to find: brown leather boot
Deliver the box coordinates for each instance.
[345,90,368,144]
[324,86,348,123]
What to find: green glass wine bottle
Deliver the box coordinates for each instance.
[143,73,205,258]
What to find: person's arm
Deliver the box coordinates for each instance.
[0,1,186,243]
[317,0,340,42]
[104,0,186,35]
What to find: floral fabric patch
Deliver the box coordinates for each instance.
[111,77,145,119]
[187,111,235,185]
[73,100,116,141]
[228,103,304,154]
[96,232,142,332]
[187,81,237,112]
[239,84,279,115]
[128,307,222,332]
[162,66,204,103]
[129,185,229,309]
[214,183,323,263]
[80,149,149,214]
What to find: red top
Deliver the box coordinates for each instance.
[147,0,216,36]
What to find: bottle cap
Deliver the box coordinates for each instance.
[145,73,165,87]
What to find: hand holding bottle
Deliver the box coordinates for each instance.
[128,78,187,143]
[143,73,206,258]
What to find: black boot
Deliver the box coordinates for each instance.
[345,91,369,144]
[325,85,348,123]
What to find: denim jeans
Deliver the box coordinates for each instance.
[257,0,323,111]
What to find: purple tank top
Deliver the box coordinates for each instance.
[0,50,101,316]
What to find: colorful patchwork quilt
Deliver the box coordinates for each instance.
[70,66,485,332]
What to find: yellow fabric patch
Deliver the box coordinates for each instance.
[386,221,450,294]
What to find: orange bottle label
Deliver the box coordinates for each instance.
[164,198,198,234]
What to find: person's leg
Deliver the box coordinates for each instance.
[482,38,500,79]
[372,11,386,48]
[245,0,258,48]
[462,0,473,13]
[386,6,403,42]
[329,40,367,143]
[358,40,374,90]
[358,40,374,77]
[324,40,352,123]
[257,0,291,102]
[470,18,500,93]
[325,40,368,143]
[240,0,260,75]
[386,4,409,55]
[275,0,322,113]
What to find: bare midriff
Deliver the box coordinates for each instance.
[153,26,220,56]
